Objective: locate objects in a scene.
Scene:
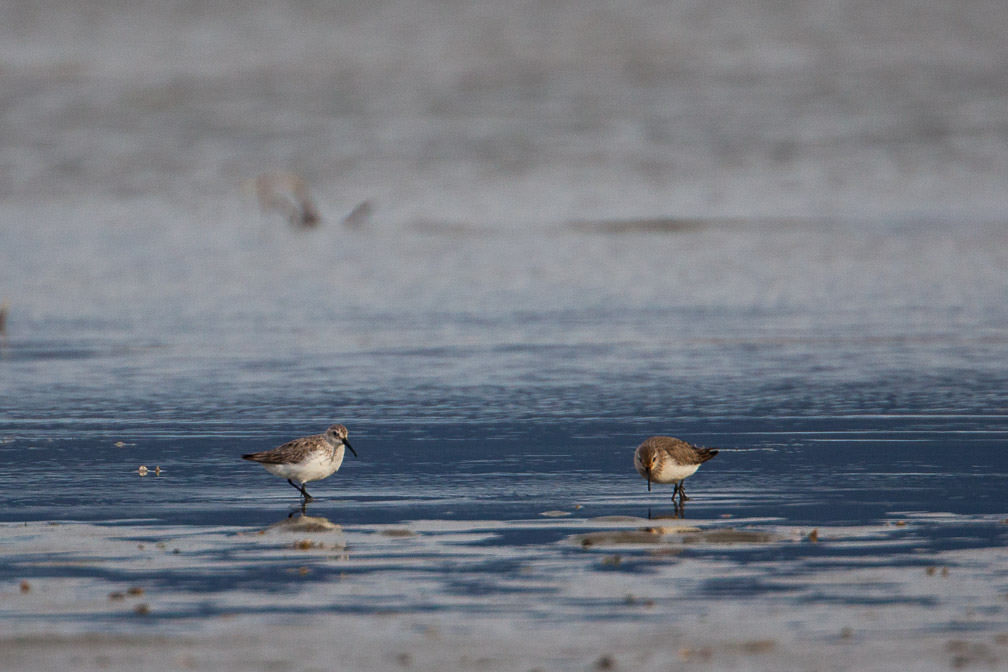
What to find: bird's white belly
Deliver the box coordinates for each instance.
[263,451,343,483]
[651,462,700,483]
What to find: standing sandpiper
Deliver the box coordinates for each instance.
[634,436,718,506]
[243,424,357,501]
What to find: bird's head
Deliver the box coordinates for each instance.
[326,424,358,457]
[638,444,659,491]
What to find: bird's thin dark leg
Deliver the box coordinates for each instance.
[287,479,314,501]
[671,482,680,501]
[678,480,690,502]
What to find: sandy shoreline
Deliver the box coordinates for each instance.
[3,516,1006,671]
[4,623,1004,672]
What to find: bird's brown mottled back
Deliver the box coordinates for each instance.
[242,434,328,465]
[639,436,718,465]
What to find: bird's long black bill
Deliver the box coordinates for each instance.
[344,440,358,458]
[647,473,651,492]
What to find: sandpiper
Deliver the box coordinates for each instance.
[243,424,357,501]
[252,172,321,227]
[634,436,718,506]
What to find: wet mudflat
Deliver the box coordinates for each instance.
[1,422,1005,671]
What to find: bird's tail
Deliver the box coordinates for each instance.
[697,448,719,463]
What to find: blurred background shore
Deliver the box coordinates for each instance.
[2,0,1008,220]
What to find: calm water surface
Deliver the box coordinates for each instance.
[1,217,1004,545]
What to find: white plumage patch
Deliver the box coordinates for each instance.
[649,461,700,484]
[262,448,345,484]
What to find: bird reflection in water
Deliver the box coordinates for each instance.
[267,511,342,533]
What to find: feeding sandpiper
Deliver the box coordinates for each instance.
[634,436,718,506]
[242,424,357,501]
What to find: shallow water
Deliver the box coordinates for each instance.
[1,1,1007,669]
